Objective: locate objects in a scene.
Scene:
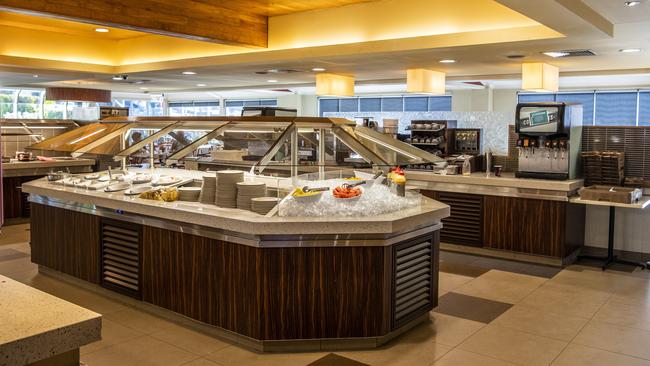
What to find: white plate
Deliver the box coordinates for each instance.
[104,182,131,192]
[124,186,152,196]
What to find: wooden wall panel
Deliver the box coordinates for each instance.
[483,196,566,257]
[30,203,101,283]
[141,227,262,339]
[3,176,23,219]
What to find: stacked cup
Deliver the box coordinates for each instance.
[236,182,267,211]
[216,170,244,208]
[251,197,280,215]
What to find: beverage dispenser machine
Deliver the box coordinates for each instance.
[515,102,582,180]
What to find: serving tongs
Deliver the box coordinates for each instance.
[301,186,330,193]
[341,180,367,189]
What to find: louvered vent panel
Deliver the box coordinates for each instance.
[393,240,433,328]
[624,129,645,178]
[436,192,483,247]
[582,128,607,152]
[101,222,140,298]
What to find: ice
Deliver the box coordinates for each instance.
[278,178,421,217]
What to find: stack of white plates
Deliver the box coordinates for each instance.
[251,197,280,215]
[178,187,201,202]
[216,170,244,208]
[236,182,267,211]
[199,176,217,204]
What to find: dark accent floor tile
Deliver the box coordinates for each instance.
[307,353,369,366]
[440,251,482,264]
[0,248,29,262]
[574,258,637,273]
[434,292,513,324]
[440,261,490,278]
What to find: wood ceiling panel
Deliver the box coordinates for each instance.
[223,0,378,16]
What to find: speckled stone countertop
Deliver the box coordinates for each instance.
[2,158,95,170]
[0,275,101,366]
[22,168,450,236]
[406,171,583,192]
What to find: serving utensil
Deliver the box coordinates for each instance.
[341,180,366,189]
[301,186,330,193]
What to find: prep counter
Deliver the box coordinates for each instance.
[22,168,449,352]
[407,170,585,265]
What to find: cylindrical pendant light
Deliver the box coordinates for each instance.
[316,73,355,97]
[406,69,446,95]
[522,63,559,92]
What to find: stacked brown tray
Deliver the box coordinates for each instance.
[582,151,625,186]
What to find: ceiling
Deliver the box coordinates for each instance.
[1,0,650,95]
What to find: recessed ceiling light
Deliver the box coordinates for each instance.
[542,51,570,58]
[312,67,326,72]
[267,79,278,83]
[439,59,456,63]
[267,69,279,73]
[625,1,642,6]
[139,87,148,90]
[32,74,39,78]
[196,83,206,87]
[112,75,127,81]
[620,48,642,53]
[95,28,109,33]
[182,71,196,75]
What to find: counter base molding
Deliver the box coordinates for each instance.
[29,202,441,352]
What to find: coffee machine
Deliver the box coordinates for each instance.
[515,102,582,180]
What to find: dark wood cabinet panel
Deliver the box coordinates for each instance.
[483,196,566,257]
[3,176,40,219]
[141,226,392,340]
[30,203,101,283]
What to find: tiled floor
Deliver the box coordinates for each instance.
[3,225,650,366]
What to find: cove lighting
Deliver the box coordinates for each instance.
[139,87,148,90]
[182,71,197,75]
[94,28,109,33]
[620,48,641,53]
[68,128,106,145]
[439,59,456,63]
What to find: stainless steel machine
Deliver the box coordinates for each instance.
[515,102,583,180]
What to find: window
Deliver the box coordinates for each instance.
[638,92,650,126]
[224,99,277,116]
[556,93,594,126]
[595,92,637,126]
[319,95,452,116]
[518,91,646,126]
[114,98,164,117]
[169,101,220,116]
[0,89,16,118]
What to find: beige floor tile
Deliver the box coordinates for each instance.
[434,349,518,366]
[151,323,231,356]
[459,325,567,366]
[82,318,145,355]
[339,339,452,366]
[609,287,650,308]
[206,345,325,366]
[0,256,36,276]
[518,282,611,319]
[552,344,650,366]
[573,321,650,360]
[81,335,197,366]
[551,269,649,296]
[0,223,30,246]
[593,301,650,331]
[182,358,222,366]
[439,272,474,293]
[453,270,546,304]
[104,308,176,334]
[404,313,484,347]
[491,304,589,341]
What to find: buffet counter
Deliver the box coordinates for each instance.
[2,157,95,222]
[406,170,585,265]
[21,168,449,352]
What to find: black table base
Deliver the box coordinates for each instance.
[578,205,646,271]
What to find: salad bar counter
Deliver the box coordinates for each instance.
[22,168,449,351]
